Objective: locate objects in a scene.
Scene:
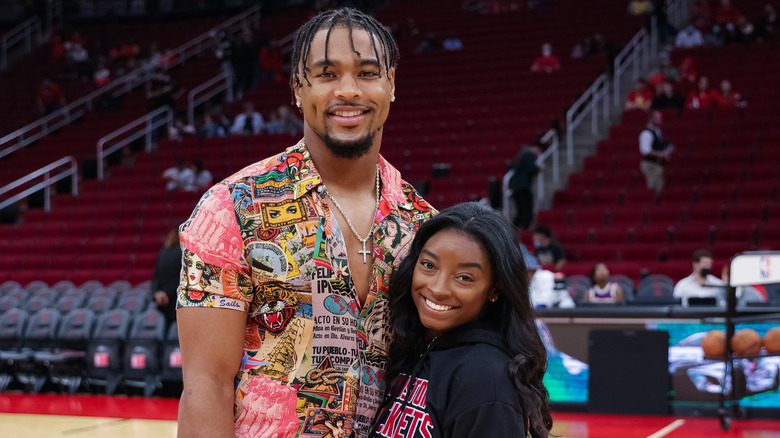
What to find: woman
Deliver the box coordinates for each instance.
[151,228,183,323]
[370,202,552,438]
[583,262,624,304]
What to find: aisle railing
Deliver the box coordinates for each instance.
[0,156,78,212]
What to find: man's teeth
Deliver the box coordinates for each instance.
[426,298,452,311]
[333,111,362,117]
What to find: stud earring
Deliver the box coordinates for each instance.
[295,100,301,108]
[391,95,396,102]
[489,296,498,302]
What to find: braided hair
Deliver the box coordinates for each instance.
[289,7,399,90]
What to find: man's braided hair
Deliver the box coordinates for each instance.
[289,7,399,91]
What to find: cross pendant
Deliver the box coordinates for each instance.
[358,241,371,263]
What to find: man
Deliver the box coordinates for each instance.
[509,143,541,229]
[532,225,566,271]
[230,102,265,135]
[639,110,673,195]
[651,81,684,112]
[176,8,434,438]
[675,23,704,48]
[523,246,574,309]
[674,249,726,306]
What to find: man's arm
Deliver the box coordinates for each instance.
[177,306,246,438]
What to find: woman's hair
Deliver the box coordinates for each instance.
[386,202,552,437]
[164,227,180,248]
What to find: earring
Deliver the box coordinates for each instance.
[391,95,396,102]
[295,100,301,108]
[489,296,498,302]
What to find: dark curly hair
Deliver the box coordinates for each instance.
[385,202,552,438]
[289,7,399,90]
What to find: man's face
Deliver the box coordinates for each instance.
[294,26,395,158]
[650,111,663,126]
[694,256,713,277]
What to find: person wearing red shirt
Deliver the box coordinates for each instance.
[531,43,561,73]
[626,79,655,111]
[686,76,727,109]
[36,78,66,115]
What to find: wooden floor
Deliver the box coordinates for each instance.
[1,393,779,438]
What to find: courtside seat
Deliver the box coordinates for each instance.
[1,308,61,392]
[123,309,167,396]
[86,309,131,395]
[35,308,96,393]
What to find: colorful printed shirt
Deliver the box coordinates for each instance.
[177,141,435,438]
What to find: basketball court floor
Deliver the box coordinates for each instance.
[1,393,779,438]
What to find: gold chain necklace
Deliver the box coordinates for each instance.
[321,166,381,263]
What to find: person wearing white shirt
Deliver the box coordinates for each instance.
[163,160,195,191]
[674,249,726,306]
[675,25,704,48]
[230,102,264,135]
[522,246,575,309]
[639,110,673,195]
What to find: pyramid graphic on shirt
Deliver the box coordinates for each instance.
[299,354,342,396]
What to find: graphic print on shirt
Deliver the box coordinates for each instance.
[375,375,433,438]
[177,143,436,437]
[301,408,354,438]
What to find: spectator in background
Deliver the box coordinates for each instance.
[152,228,183,324]
[754,3,777,42]
[168,118,196,142]
[639,110,673,195]
[625,79,654,111]
[199,114,227,138]
[415,32,441,53]
[532,225,566,270]
[679,56,699,84]
[648,55,680,86]
[509,143,541,229]
[191,161,213,192]
[51,34,65,61]
[583,263,624,304]
[442,33,463,51]
[276,105,304,136]
[531,43,560,73]
[674,249,726,307]
[627,0,654,17]
[230,29,258,100]
[94,62,111,87]
[720,79,747,107]
[687,76,727,108]
[230,102,264,135]
[36,78,66,115]
[651,81,685,111]
[676,23,705,48]
[524,246,574,309]
[259,39,285,84]
[713,0,744,43]
[145,67,178,111]
[689,0,713,31]
[67,44,91,80]
[162,159,194,191]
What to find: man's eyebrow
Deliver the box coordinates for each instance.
[311,59,335,69]
[359,58,380,67]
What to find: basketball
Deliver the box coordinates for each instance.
[764,327,780,353]
[701,330,726,356]
[731,329,763,355]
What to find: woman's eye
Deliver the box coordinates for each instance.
[420,260,434,270]
[457,275,474,282]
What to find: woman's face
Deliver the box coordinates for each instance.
[185,252,205,286]
[411,229,495,338]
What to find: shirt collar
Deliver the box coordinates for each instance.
[284,141,412,210]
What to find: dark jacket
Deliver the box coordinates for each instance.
[509,148,540,192]
[370,323,526,438]
[151,244,183,323]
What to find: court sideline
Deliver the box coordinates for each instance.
[1,393,779,437]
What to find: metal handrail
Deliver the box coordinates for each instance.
[612,27,651,107]
[535,129,560,201]
[502,128,558,220]
[188,71,232,126]
[0,17,42,70]
[97,106,173,180]
[565,73,610,166]
[0,156,78,212]
[0,4,261,158]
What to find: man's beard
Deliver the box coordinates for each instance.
[322,131,375,159]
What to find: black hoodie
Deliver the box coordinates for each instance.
[369,322,527,438]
